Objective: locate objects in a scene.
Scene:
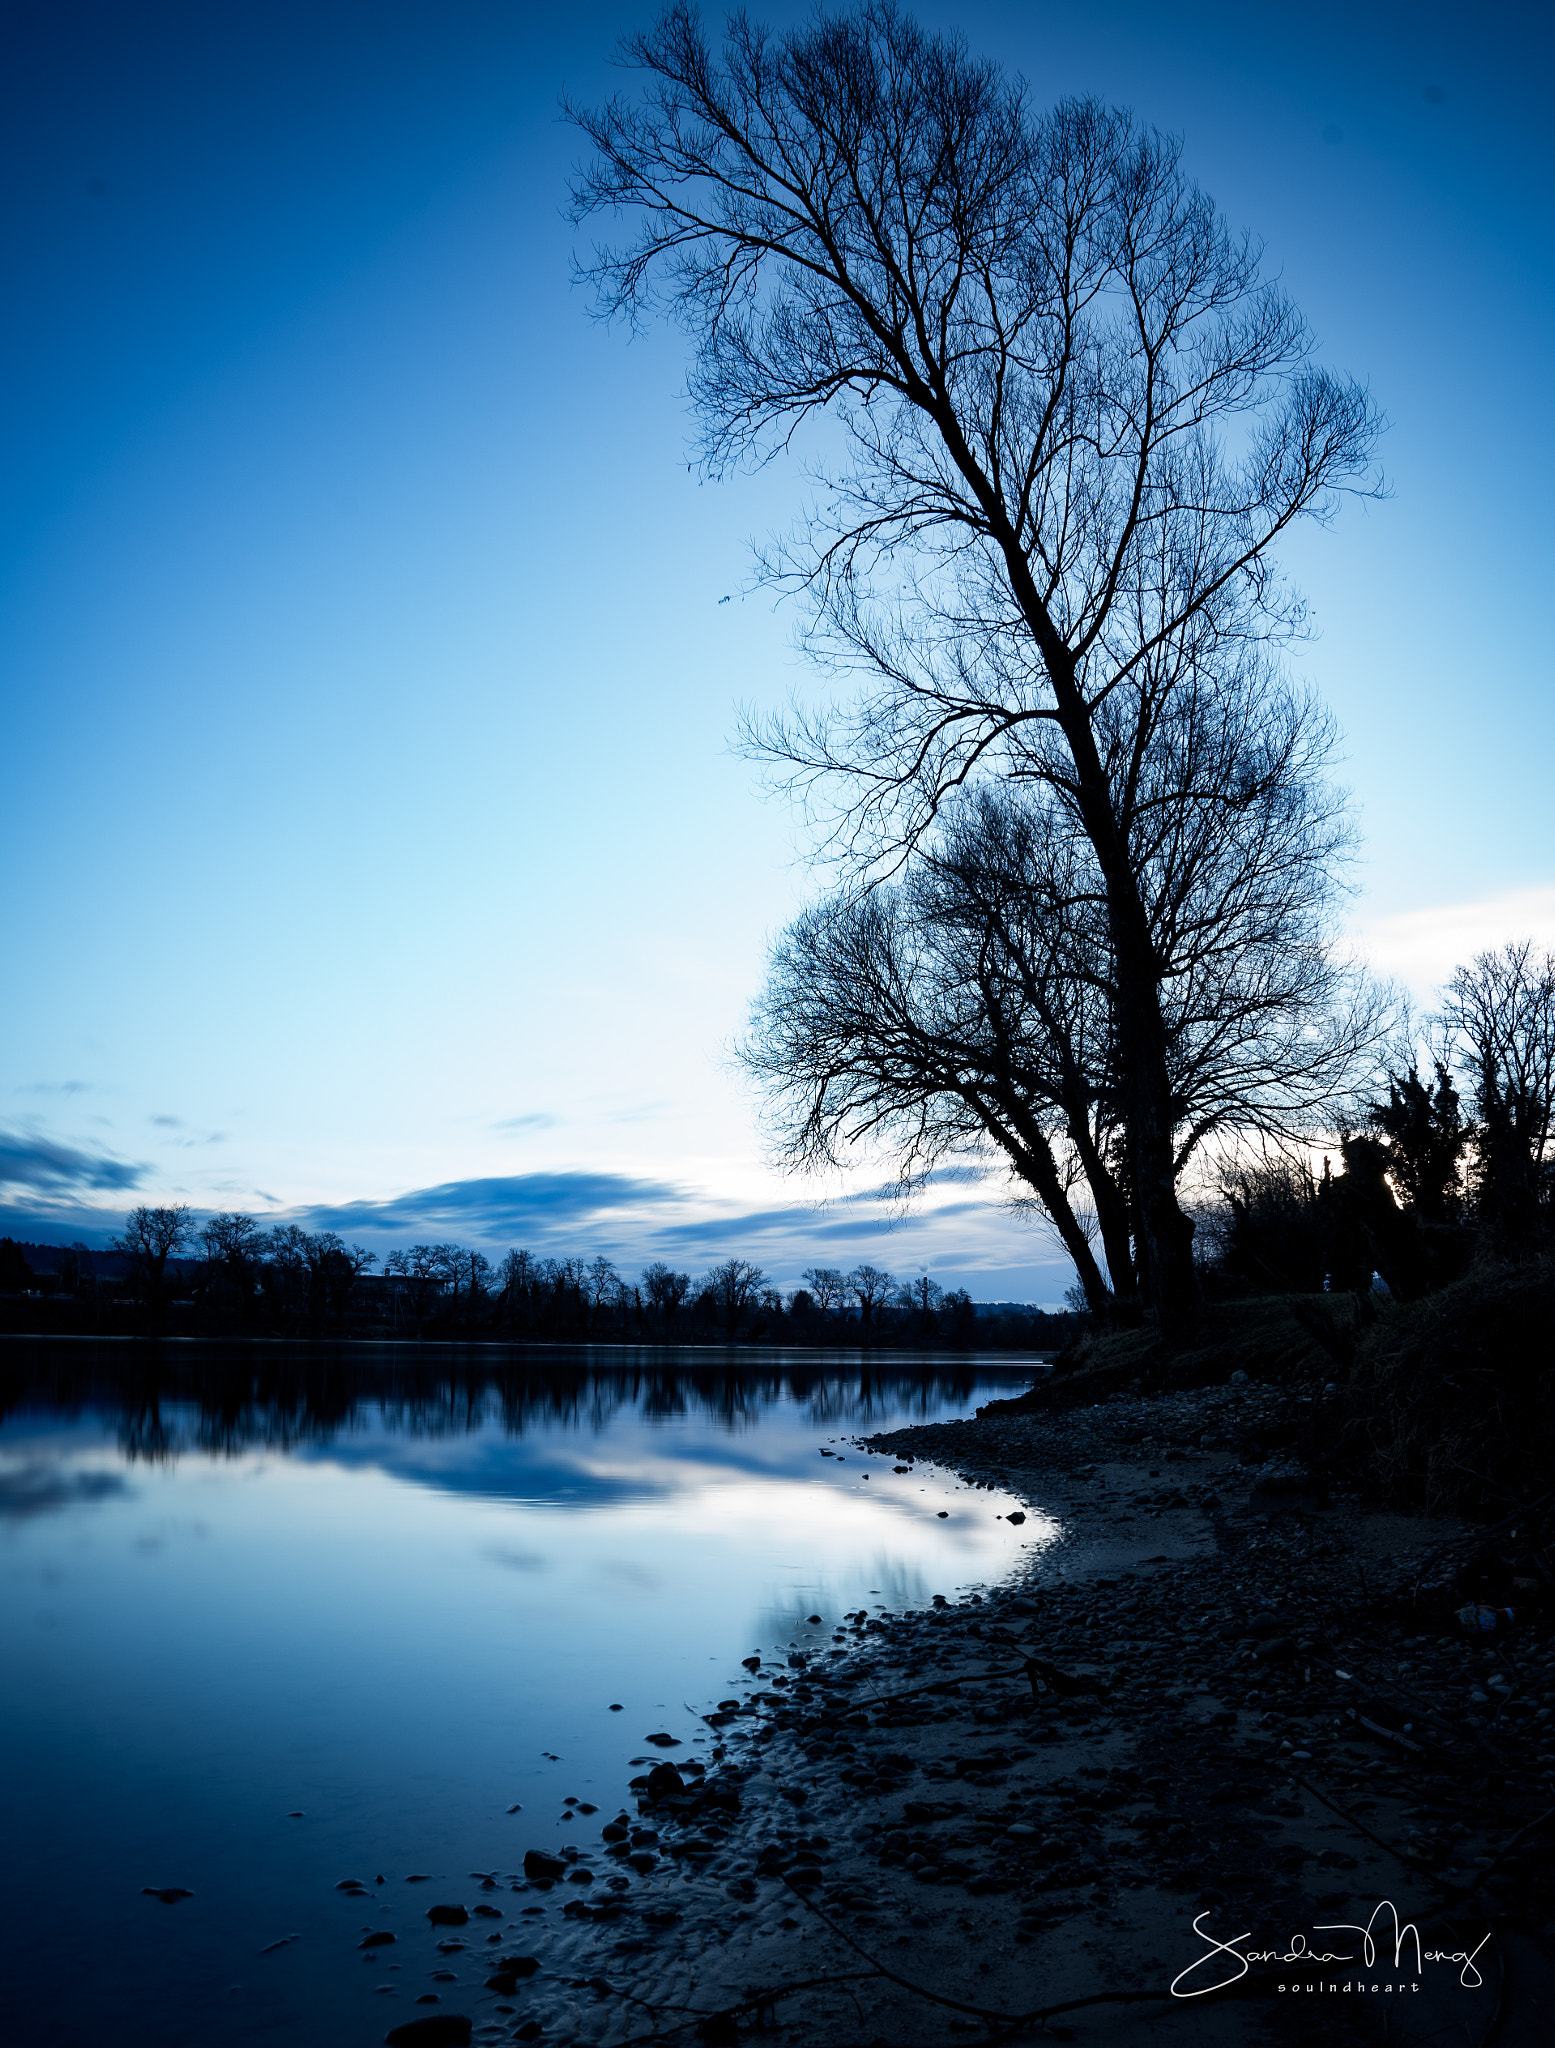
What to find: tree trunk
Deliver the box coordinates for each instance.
[989,535,1202,1340]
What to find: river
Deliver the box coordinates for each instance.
[0,1340,1053,2046]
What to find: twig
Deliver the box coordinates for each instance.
[1474,1802,1555,1886]
[593,1969,882,2047]
[801,1662,1029,1728]
[1333,1659,1507,1765]
[803,1653,1101,1732]
[1285,1769,1454,1888]
[777,1873,1174,2033]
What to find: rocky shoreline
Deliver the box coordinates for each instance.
[418,1377,1555,2047]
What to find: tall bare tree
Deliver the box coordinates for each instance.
[570,4,1382,1335]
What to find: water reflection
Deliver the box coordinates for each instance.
[0,1341,1049,2048]
[0,1338,1033,1468]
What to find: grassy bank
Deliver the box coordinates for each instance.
[987,1261,1555,1517]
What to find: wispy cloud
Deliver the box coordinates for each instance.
[490,1113,560,1133]
[0,1131,144,1196]
[1354,884,1555,1003]
[296,1170,687,1240]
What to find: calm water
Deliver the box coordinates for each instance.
[0,1341,1052,2046]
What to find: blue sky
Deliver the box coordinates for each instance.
[2,0,1551,1299]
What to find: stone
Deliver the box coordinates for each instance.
[359,1932,397,1948]
[522,1851,565,1882]
[645,1762,686,1799]
[495,1955,540,1977]
[141,1888,193,1904]
[1006,1512,1026,1526]
[645,1733,682,1747]
[426,1904,468,1926]
[383,2019,472,2047]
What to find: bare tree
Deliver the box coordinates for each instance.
[901,1273,944,1319]
[570,5,1382,1335]
[585,1254,624,1328]
[385,1244,445,1333]
[702,1256,767,1337]
[642,1260,692,1325]
[199,1212,268,1318]
[111,1204,192,1310]
[848,1262,895,1329]
[744,750,1382,1316]
[1442,941,1555,1244]
[801,1265,848,1315]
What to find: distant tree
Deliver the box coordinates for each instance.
[199,1212,268,1318]
[583,1255,623,1329]
[299,1231,377,1326]
[848,1263,895,1331]
[570,5,1382,1339]
[385,1244,445,1333]
[1368,1062,1471,1224]
[801,1266,847,1317]
[702,1257,767,1338]
[68,1241,98,1302]
[1214,1161,1327,1294]
[641,1261,691,1326]
[427,1244,489,1324]
[788,1286,816,1321]
[901,1274,944,1321]
[0,1238,33,1291]
[111,1204,192,1309]
[942,1287,977,1342]
[1442,942,1555,1246]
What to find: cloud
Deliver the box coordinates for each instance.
[490,1113,560,1133]
[1354,884,1555,1004]
[295,1170,687,1240]
[0,1130,144,1196]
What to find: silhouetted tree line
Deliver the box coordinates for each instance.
[1203,940,1555,1301]
[0,1220,1078,1350]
